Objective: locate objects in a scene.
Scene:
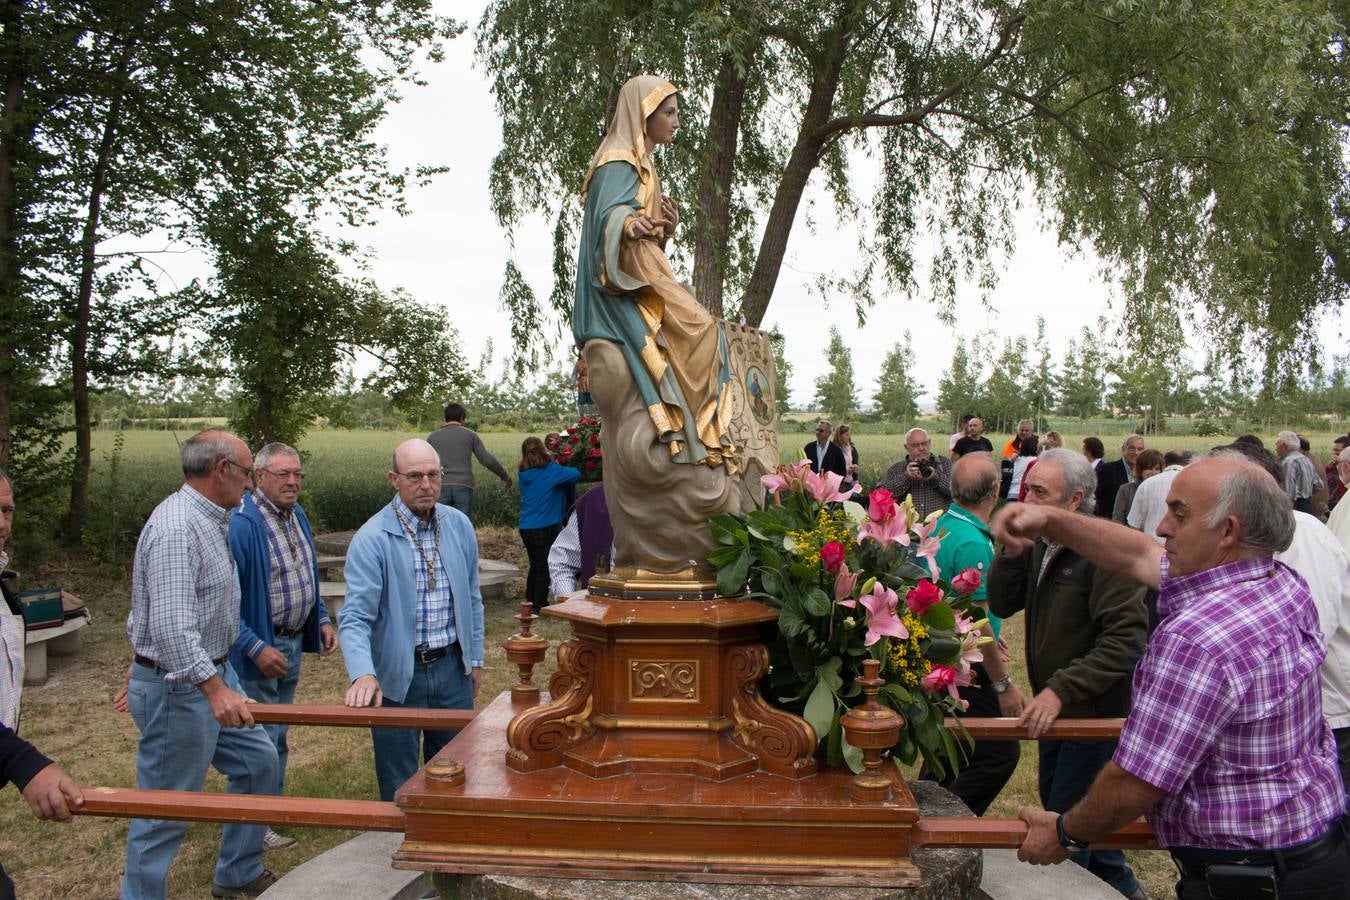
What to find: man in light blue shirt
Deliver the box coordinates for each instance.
[340,438,485,801]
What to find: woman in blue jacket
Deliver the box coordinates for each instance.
[517,436,581,611]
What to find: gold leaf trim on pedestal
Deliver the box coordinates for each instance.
[629,660,700,701]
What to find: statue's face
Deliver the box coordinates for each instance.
[645,95,679,146]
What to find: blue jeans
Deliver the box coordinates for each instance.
[122,661,278,899]
[1039,739,1141,898]
[239,631,303,794]
[439,485,473,519]
[371,642,472,802]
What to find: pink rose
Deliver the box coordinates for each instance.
[950,567,982,596]
[868,488,897,522]
[820,541,846,573]
[905,579,943,615]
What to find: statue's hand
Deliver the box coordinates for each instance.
[627,213,672,241]
[661,195,679,231]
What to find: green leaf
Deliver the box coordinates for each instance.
[816,656,843,692]
[746,508,789,539]
[802,586,831,617]
[803,678,836,741]
[777,603,807,639]
[707,545,742,567]
[716,551,751,596]
[758,566,782,596]
[708,515,743,546]
[880,683,913,708]
[922,636,962,663]
[825,716,843,766]
[920,602,956,631]
[841,731,864,774]
[893,732,918,767]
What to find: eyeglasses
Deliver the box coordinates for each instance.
[395,470,443,483]
[262,468,305,480]
[225,460,254,478]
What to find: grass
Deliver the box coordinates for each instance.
[14,424,1345,896]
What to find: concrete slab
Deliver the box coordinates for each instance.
[978,848,1121,899]
[260,831,429,900]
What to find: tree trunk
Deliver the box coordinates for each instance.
[690,50,747,318]
[738,14,855,328]
[0,0,25,469]
[67,48,131,542]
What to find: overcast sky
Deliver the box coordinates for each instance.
[128,1,1349,410]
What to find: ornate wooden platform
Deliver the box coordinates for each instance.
[395,691,923,886]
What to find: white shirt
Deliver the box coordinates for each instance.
[1127,465,1184,545]
[1275,512,1350,730]
[813,440,832,470]
[1328,497,1350,552]
[0,551,23,731]
[547,511,616,598]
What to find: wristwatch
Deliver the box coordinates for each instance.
[990,674,1013,694]
[1056,814,1090,852]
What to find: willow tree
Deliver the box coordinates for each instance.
[479,0,1349,356]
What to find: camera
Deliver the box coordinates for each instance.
[916,458,934,478]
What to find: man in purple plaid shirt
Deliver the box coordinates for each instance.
[996,453,1348,899]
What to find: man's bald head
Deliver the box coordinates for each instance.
[950,453,999,508]
[389,438,442,519]
[1157,456,1293,576]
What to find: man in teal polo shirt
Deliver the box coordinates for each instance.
[928,452,1025,814]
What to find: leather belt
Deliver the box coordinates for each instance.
[134,654,227,670]
[275,626,305,637]
[1170,823,1347,879]
[414,645,449,664]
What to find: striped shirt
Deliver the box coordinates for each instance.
[1114,555,1345,849]
[1281,450,1319,502]
[391,496,455,651]
[252,490,322,631]
[127,485,240,685]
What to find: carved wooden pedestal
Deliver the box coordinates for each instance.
[505,594,817,780]
[395,593,924,886]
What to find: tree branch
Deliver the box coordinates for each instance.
[816,13,1025,139]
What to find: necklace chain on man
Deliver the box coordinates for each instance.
[392,501,441,591]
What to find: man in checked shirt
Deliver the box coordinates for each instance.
[340,438,484,802]
[227,442,336,851]
[122,431,280,900]
[999,454,1349,898]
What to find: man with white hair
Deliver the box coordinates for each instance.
[1276,430,1319,514]
[988,447,1148,899]
[340,438,484,802]
[877,427,953,519]
[122,431,280,899]
[1004,455,1348,897]
[228,442,335,850]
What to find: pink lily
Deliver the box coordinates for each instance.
[857,510,913,549]
[834,563,860,608]
[911,520,943,580]
[761,459,813,496]
[803,467,861,504]
[858,582,908,646]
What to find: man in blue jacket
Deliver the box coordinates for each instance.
[228,442,334,850]
[340,438,485,801]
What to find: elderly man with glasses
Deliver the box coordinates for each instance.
[122,431,280,900]
[339,438,484,802]
[226,442,335,850]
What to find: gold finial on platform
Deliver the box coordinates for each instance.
[840,658,902,801]
[425,757,466,788]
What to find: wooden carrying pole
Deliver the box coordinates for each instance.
[943,717,1124,740]
[248,703,476,730]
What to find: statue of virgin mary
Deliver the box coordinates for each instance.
[572,75,742,585]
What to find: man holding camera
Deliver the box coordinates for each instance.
[878,427,953,520]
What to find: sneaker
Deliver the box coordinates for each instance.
[263,828,297,850]
[211,869,278,898]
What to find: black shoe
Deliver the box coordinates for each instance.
[211,869,278,898]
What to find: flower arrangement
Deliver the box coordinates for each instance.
[706,459,989,777]
[554,414,603,481]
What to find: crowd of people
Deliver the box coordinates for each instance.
[804,416,1350,898]
[3,409,1349,898]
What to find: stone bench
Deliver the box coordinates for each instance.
[24,613,90,686]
